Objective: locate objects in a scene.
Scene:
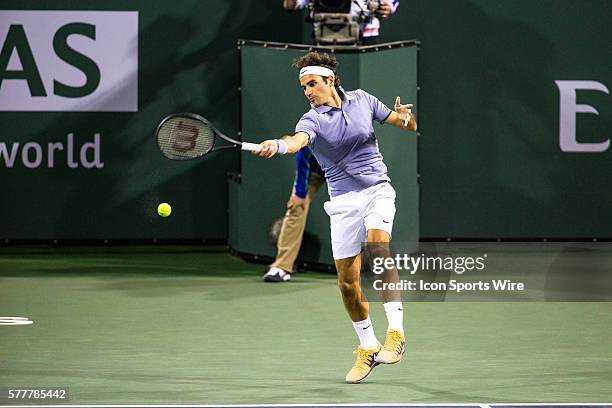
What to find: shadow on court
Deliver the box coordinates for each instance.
[0,246,335,300]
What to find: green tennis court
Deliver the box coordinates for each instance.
[1,246,611,405]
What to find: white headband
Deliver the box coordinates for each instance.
[299,66,335,79]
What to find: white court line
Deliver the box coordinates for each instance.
[2,404,612,407]
[0,317,33,325]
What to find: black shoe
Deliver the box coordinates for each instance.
[263,267,291,282]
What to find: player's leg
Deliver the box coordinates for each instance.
[366,229,405,364]
[336,254,382,383]
[326,192,381,383]
[265,180,322,282]
[363,183,405,364]
[335,254,368,322]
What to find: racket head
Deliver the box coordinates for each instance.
[156,113,216,160]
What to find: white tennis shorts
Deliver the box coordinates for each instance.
[323,182,396,260]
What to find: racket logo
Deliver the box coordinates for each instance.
[172,121,198,152]
[157,113,251,160]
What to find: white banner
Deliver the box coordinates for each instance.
[0,10,138,112]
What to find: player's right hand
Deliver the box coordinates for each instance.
[255,140,278,158]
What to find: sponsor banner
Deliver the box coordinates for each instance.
[0,10,138,111]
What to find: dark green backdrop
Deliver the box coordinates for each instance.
[1,0,610,240]
[391,0,612,238]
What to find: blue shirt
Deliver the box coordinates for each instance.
[295,88,392,197]
[294,147,325,199]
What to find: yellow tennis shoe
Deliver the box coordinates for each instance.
[345,344,381,383]
[375,329,405,364]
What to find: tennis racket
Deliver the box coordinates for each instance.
[156,113,261,160]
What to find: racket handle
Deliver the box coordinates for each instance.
[241,142,261,152]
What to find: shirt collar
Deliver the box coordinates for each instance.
[311,87,353,114]
[342,87,355,101]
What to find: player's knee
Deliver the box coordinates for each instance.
[367,228,391,243]
[337,277,360,298]
[368,245,390,262]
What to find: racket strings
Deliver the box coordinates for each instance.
[158,117,215,160]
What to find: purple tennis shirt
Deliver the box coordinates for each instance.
[295,88,392,197]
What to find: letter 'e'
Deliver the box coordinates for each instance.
[555,80,610,153]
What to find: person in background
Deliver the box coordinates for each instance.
[282,0,399,45]
[263,146,325,282]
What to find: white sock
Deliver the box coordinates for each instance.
[352,317,379,349]
[383,301,404,336]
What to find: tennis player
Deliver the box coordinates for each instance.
[254,51,417,383]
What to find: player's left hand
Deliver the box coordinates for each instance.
[375,2,392,19]
[394,96,413,128]
[255,140,278,158]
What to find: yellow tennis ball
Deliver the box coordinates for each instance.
[157,203,172,217]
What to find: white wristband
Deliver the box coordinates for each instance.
[276,139,288,155]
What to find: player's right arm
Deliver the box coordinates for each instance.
[282,132,309,153]
[255,132,309,158]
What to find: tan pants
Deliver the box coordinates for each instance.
[270,174,325,272]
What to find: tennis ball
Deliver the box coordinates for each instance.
[157,202,172,217]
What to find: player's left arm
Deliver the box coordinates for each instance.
[385,96,417,132]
